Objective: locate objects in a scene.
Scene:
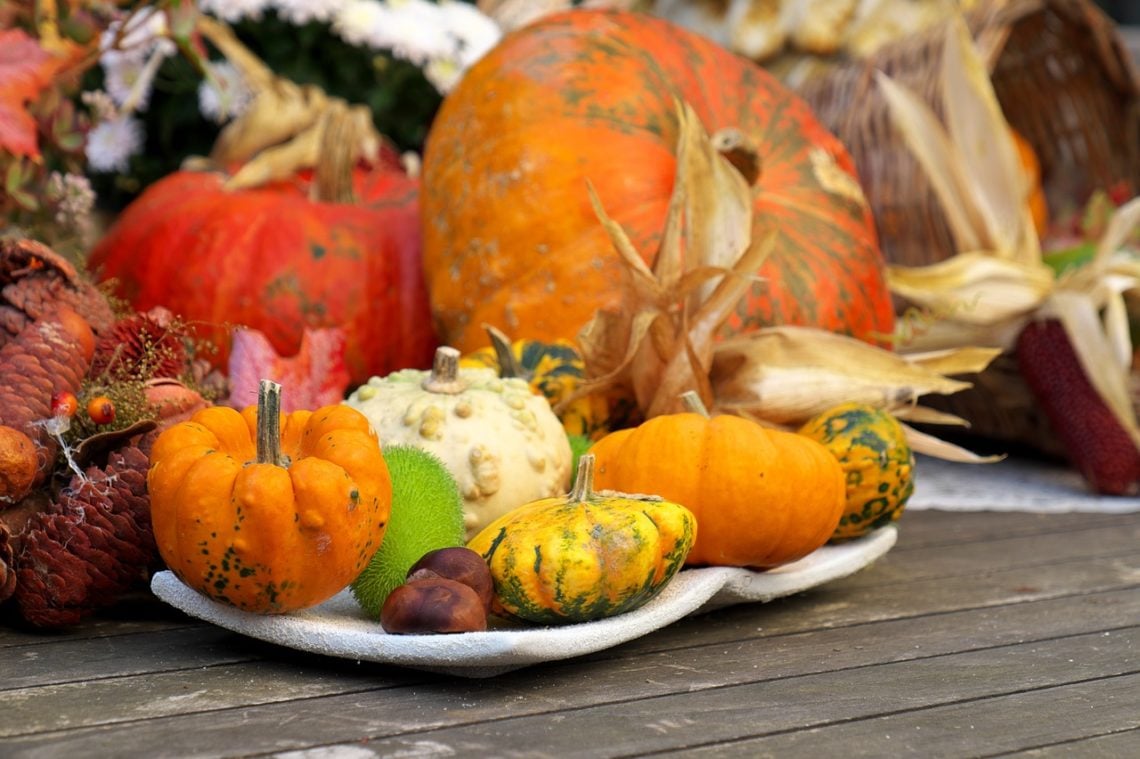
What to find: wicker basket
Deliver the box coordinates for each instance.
[785,0,1140,268]
[772,0,1140,456]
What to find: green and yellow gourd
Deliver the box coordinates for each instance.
[460,325,610,440]
[798,402,915,541]
[466,454,696,624]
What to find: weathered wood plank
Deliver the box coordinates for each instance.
[2,594,1135,757]
[0,593,195,648]
[348,624,1140,756]
[2,627,253,690]
[1006,727,1140,757]
[663,674,1140,758]
[892,509,1138,549]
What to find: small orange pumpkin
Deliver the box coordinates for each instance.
[148,380,392,613]
[589,393,845,569]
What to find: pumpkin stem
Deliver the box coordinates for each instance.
[314,106,375,204]
[569,453,596,502]
[680,390,711,417]
[484,324,529,381]
[712,128,761,186]
[422,346,469,394]
[256,379,290,467]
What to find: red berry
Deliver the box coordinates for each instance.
[86,395,116,425]
[51,391,79,418]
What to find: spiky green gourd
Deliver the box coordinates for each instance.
[351,445,465,617]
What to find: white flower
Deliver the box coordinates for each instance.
[85,116,145,173]
[383,0,454,65]
[423,56,462,93]
[272,0,349,25]
[198,60,255,123]
[102,52,160,111]
[100,7,176,61]
[199,0,272,23]
[437,0,501,67]
[333,0,391,47]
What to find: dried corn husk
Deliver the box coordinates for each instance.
[188,18,381,194]
[880,14,1140,447]
[572,99,998,461]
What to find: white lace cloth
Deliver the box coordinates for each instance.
[910,455,1140,514]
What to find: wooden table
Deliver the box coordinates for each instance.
[1,508,1137,757]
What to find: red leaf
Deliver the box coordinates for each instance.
[226,327,352,413]
[0,28,63,158]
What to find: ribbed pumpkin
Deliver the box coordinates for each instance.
[421,9,894,354]
[460,326,610,439]
[588,395,845,568]
[467,454,695,624]
[799,402,916,541]
[147,381,393,614]
[88,153,436,385]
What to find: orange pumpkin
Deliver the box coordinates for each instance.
[147,381,392,613]
[421,10,895,353]
[588,401,845,568]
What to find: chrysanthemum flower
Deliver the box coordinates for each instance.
[85,116,145,173]
[198,60,255,123]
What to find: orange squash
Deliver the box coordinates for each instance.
[421,10,895,353]
[147,381,392,613]
[588,395,845,568]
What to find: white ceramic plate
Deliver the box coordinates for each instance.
[151,525,897,678]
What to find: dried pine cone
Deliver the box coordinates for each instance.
[1,238,114,348]
[13,440,159,627]
[0,313,94,497]
[0,522,14,603]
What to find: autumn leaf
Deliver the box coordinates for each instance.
[0,28,64,159]
[226,327,351,412]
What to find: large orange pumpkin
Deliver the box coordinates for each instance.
[421,10,895,354]
[588,408,846,569]
[88,152,437,385]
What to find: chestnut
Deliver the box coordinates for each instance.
[380,577,487,634]
[407,546,494,613]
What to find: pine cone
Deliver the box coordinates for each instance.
[0,316,93,496]
[13,441,160,628]
[0,521,15,603]
[0,238,115,348]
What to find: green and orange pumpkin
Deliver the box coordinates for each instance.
[466,454,695,624]
[799,402,916,541]
[421,9,895,354]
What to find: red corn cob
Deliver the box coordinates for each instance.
[1015,318,1140,495]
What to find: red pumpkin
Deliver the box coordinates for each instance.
[88,155,436,384]
[421,10,895,354]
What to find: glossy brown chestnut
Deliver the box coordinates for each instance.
[406,546,494,612]
[380,577,487,634]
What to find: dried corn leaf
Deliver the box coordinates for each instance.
[903,345,1004,377]
[901,422,1004,463]
[709,326,980,426]
[887,253,1053,326]
[939,15,1035,263]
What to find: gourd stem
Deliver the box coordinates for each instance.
[484,324,529,380]
[680,391,711,418]
[422,346,468,394]
[569,454,595,501]
[712,128,762,187]
[256,379,288,467]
